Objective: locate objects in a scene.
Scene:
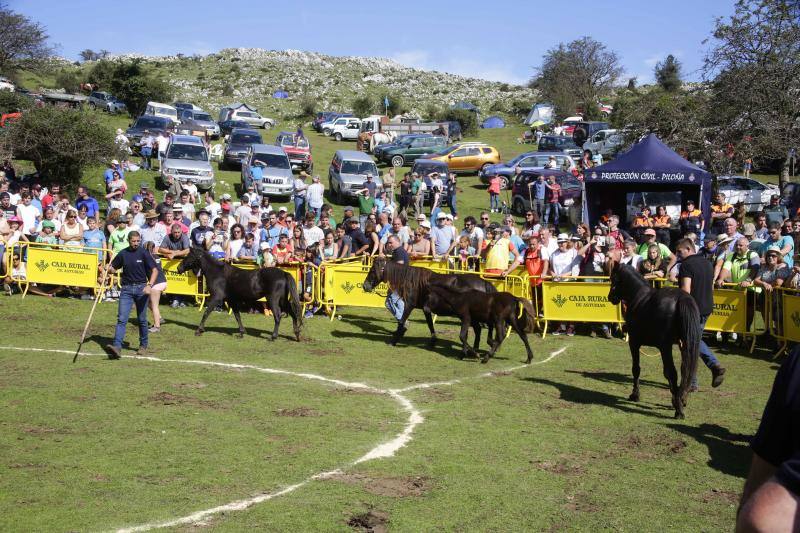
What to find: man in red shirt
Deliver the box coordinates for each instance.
[544,175,562,225]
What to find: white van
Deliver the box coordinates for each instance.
[145,102,179,124]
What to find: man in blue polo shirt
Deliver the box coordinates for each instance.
[75,185,100,218]
[104,231,158,359]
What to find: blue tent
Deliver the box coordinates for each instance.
[272,90,289,99]
[451,101,478,113]
[581,134,712,229]
[481,116,505,129]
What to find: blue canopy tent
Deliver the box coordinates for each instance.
[451,101,478,113]
[272,90,289,99]
[581,134,712,231]
[481,116,505,129]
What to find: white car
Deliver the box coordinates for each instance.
[582,129,625,157]
[0,77,15,92]
[718,176,780,213]
[229,109,275,129]
[329,117,362,141]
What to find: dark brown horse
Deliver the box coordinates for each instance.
[424,285,537,363]
[362,257,496,346]
[607,262,700,419]
[177,248,303,341]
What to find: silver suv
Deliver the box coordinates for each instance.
[241,144,293,198]
[328,150,381,204]
[178,108,220,139]
[88,91,126,113]
[160,135,215,192]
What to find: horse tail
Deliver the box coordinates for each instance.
[677,296,700,397]
[519,298,537,333]
[286,271,303,327]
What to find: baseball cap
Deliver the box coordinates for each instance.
[527,231,541,240]
[111,159,119,165]
[220,193,232,201]
[643,228,656,236]
[278,206,288,213]
[742,223,755,237]
[445,213,454,220]
[41,220,56,230]
[344,206,355,212]
[416,213,427,221]
[0,192,10,199]
[419,221,431,229]
[260,242,271,250]
[436,212,447,220]
[132,195,143,203]
[117,214,129,223]
[569,234,582,241]
[260,212,270,220]
[765,245,782,257]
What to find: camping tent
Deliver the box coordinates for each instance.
[218,102,257,123]
[581,134,713,230]
[524,103,554,126]
[272,90,289,99]
[481,116,505,129]
[451,101,478,113]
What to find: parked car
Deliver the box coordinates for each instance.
[561,116,584,136]
[718,175,781,213]
[219,119,251,136]
[145,102,179,124]
[329,117,362,141]
[222,128,263,170]
[427,142,501,174]
[571,121,610,146]
[582,129,624,157]
[479,152,576,188]
[125,115,175,148]
[241,144,294,198]
[173,102,201,113]
[178,108,220,139]
[511,169,582,217]
[537,135,582,160]
[411,159,451,206]
[159,135,215,192]
[275,131,313,172]
[626,191,683,228]
[373,134,428,161]
[378,135,447,167]
[320,113,354,136]
[328,150,381,203]
[88,91,126,113]
[228,109,275,129]
[313,111,349,132]
[0,77,15,92]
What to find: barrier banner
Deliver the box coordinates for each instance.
[161,259,201,297]
[705,289,748,333]
[541,281,622,324]
[782,293,800,343]
[25,246,98,288]
[322,260,388,309]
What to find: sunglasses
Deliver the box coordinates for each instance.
[481,217,489,220]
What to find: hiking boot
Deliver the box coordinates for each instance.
[136,346,155,356]
[105,344,121,360]
[711,365,726,388]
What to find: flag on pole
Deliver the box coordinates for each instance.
[384,96,389,111]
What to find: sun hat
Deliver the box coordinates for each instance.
[569,234,582,241]
[116,128,123,134]
[111,159,119,165]
[527,231,541,239]
[416,213,427,221]
[41,220,55,230]
[419,220,431,229]
[742,223,756,237]
[716,234,734,246]
[556,232,569,242]
[7,215,21,225]
[260,241,271,250]
[278,206,288,213]
[172,203,183,211]
[643,228,657,236]
[248,216,259,224]
[144,210,159,219]
[436,212,447,220]
[765,245,782,257]
[445,213,454,220]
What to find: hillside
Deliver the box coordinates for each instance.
[97,48,538,121]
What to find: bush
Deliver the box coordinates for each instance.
[5,105,115,185]
[441,108,478,137]
[351,96,375,118]
[87,60,172,117]
[54,69,80,93]
[221,83,234,97]
[0,91,32,114]
[299,94,316,119]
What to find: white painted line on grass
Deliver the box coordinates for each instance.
[0,344,563,531]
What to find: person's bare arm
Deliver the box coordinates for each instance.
[680,277,692,294]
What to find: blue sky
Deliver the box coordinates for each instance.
[12,0,734,85]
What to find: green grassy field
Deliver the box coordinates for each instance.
[0,296,776,531]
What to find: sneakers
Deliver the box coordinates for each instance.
[730,332,738,342]
[711,365,726,388]
[304,310,314,319]
[104,344,121,360]
[148,326,160,333]
[136,346,155,356]
[602,325,613,339]
[170,300,180,309]
[566,325,576,337]
[552,325,566,336]
[178,301,187,308]
[715,331,723,342]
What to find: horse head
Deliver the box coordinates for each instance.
[176,247,202,276]
[362,256,387,292]
[607,261,625,305]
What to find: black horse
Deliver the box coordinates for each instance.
[362,257,496,347]
[176,248,303,341]
[607,262,699,419]
[424,285,537,363]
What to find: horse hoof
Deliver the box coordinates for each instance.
[674,412,685,420]
[628,393,640,402]
[194,329,204,336]
[480,356,490,364]
[271,335,278,341]
[525,357,533,364]
[235,332,244,339]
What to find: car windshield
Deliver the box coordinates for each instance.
[555,138,579,148]
[432,146,455,157]
[415,162,447,176]
[136,118,166,129]
[253,154,290,169]
[341,160,378,175]
[231,133,262,144]
[167,144,208,161]
[156,107,177,118]
[194,113,212,121]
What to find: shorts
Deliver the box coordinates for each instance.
[151,282,167,292]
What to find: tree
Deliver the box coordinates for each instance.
[79,49,99,62]
[4,105,115,185]
[0,3,54,75]
[298,94,316,119]
[54,69,80,93]
[88,60,172,116]
[704,0,800,184]
[531,37,623,119]
[654,55,682,92]
[381,94,405,116]
[440,108,478,137]
[351,96,375,118]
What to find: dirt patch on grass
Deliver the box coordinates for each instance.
[8,462,48,469]
[564,492,600,513]
[23,425,68,436]
[331,472,431,498]
[307,346,344,357]
[532,459,586,476]
[173,382,208,390]
[331,387,383,397]
[613,433,688,459]
[347,508,389,532]
[145,391,222,409]
[419,388,455,403]
[702,487,739,505]
[274,407,320,417]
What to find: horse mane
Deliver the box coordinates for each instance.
[384,261,433,301]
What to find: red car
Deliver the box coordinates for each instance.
[275,131,313,172]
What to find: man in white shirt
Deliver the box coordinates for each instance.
[234,194,252,226]
[293,171,308,220]
[204,191,221,220]
[106,187,130,215]
[540,226,558,257]
[306,175,325,219]
[155,132,170,169]
[301,213,324,246]
[16,192,41,238]
[460,216,484,253]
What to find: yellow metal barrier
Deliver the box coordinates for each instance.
[767,287,800,357]
[161,258,206,306]
[539,277,623,337]
[10,242,103,297]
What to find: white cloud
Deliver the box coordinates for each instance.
[391,49,527,85]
